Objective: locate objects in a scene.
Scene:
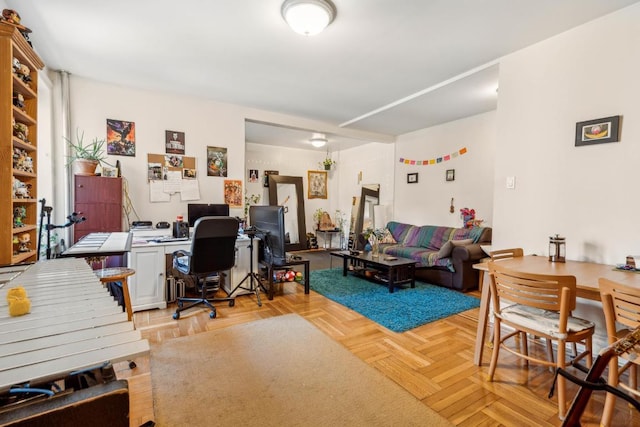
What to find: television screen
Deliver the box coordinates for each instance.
[250,205,287,265]
[187,203,230,227]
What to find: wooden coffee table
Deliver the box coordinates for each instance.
[330,250,416,293]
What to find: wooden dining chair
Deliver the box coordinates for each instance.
[598,278,640,426]
[481,248,525,345]
[479,248,524,291]
[489,247,524,262]
[487,261,595,419]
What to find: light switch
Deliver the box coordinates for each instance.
[506,176,515,189]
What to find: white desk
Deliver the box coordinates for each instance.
[127,230,258,312]
[0,258,149,392]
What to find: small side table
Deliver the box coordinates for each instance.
[95,267,136,322]
[316,229,342,249]
[260,258,310,300]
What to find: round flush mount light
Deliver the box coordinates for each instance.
[281,0,337,36]
[310,133,327,147]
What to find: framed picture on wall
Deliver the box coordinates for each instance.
[165,130,185,154]
[207,146,227,177]
[575,115,621,146]
[308,170,328,199]
[446,169,455,181]
[407,172,418,184]
[263,170,279,187]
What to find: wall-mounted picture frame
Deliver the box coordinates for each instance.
[248,169,259,183]
[207,146,227,177]
[223,179,243,207]
[106,118,136,156]
[575,115,621,146]
[263,170,279,187]
[308,170,328,199]
[446,169,455,181]
[407,172,418,184]
[165,130,185,154]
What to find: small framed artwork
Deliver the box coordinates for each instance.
[223,179,243,208]
[102,166,118,177]
[165,130,185,154]
[407,172,418,184]
[106,119,136,156]
[248,169,259,183]
[575,115,621,146]
[308,170,328,199]
[446,169,455,181]
[263,170,279,187]
[207,146,227,177]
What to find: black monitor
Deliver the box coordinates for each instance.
[250,205,287,266]
[187,203,230,227]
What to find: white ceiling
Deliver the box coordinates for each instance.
[9,0,639,150]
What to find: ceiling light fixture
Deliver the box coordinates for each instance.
[310,133,327,147]
[281,0,336,36]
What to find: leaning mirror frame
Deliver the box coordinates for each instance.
[267,175,307,252]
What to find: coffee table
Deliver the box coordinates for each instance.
[330,250,416,293]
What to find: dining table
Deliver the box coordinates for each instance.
[473,255,640,366]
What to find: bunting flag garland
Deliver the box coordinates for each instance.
[399,147,467,165]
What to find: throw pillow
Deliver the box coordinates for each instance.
[451,238,473,247]
[380,228,397,244]
[437,241,454,259]
[437,238,474,259]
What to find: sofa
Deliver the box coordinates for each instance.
[372,221,492,292]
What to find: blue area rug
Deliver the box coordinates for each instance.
[309,268,480,333]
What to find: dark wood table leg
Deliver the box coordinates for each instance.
[268,264,275,300]
[388,266,395,293]
[304,260,309,294]
[410,265,415,288]
[342,257,348,276]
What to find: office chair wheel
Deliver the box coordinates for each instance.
[129,361,137,369]
[209,310,216,319]
[229,300,235,307]
[173,312,180,320]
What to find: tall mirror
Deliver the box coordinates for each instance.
[352,184,380,249]
[267,175,307,252]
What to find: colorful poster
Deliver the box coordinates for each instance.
[106,119,135,156]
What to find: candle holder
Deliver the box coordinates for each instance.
[549,234,566,263]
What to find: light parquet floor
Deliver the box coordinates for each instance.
[119,282,640,427]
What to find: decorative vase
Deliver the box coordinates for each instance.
[73,159,99,176]
[371,239,380,258]
[324,164,331,171]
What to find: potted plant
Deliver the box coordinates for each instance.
[319,157,336,170]
[313,208,324,229]
[65,128,111,176]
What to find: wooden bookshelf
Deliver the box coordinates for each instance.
[0,23,44,265]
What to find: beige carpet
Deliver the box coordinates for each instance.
[150,314,452,426]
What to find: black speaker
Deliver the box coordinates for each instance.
[173,221,189,238]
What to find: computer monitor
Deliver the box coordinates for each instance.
[249,205,287,266]
[187,203,230,227]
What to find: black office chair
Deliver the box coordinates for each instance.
[172,216,238,319]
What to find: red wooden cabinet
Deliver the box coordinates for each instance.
[74,175,123,243]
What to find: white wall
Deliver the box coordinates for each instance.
[68,76,247,225]
[336,143,396,230]
[63,76,390,229]
[493,3,640,264]
[245,141,395,238]
[394,111,497,228]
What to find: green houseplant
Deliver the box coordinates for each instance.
[319,157,336,170]
[65,129,111,175]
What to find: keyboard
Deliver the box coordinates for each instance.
[148,237,189,243]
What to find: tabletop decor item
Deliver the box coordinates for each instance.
[549,234,566,262]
